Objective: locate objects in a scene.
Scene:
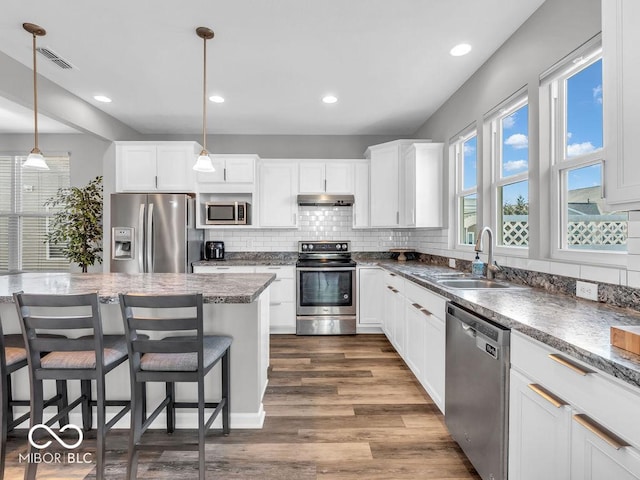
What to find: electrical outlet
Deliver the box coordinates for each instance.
[449,258,456,268]
[576,281,598,301]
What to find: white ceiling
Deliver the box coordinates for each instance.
[0,0,546,136]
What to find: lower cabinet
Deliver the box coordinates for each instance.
[254,266,295,334]
[193,264,295,333]
[380,271,446,413]
[509,331,640,479]
[357,267,383,327]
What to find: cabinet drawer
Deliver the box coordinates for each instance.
[254,265,295,279]
[383,270,404,290]
[404,280,447,319]
[512,331,640,448]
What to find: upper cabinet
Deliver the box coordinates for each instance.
[603,1,640,210]
[196,154,257,193]
[366,140,443,228]
[116,142,201,192]
[258,160,299,228]
[299,161,354,194]
[353,161,370,228]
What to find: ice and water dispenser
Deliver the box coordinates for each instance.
[112,227,134,260]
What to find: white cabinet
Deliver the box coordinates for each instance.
[509,331,640,479]
[403,281,446,413]
[357,267,382,326]
[366,140,442,228]
[353,161,370,228]
[196,155,256,191]
[116,142,201,192]
[258,161,299,228]
[298,161,354,194]
[368,142,400,227]
[254,266,295,334]
[603,1,640,210]
[401,143,443,227]
[193,264,296,333]
[192,265,255,273]
[508,369,572,480]
[381,271,405,355]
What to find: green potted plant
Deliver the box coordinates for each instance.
[45,175,103,273]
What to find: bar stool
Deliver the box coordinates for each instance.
[13,291,131,480]
[119,293,231,480]
[0,319,68,480]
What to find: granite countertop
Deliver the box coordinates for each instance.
[192,259,296,267]
[0,272,275,305]
[374,260,640,389]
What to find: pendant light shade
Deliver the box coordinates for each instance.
[23,22,49,171]
[193,26,216,173]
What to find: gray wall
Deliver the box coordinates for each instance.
[411,0,601,261]
[144,134,400,159]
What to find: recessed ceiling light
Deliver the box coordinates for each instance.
[322,95,338,104]
[450,43,472,57]
[209,95,225,103]
[93,95,112,103]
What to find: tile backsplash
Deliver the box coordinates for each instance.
[204,206,413,252]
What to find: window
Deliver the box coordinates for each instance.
[549,43,627,254]
[490,97,529,248]
[453,130,478,246]
[0,154,71,272]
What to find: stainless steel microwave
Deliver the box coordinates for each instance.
[205,201,249,225]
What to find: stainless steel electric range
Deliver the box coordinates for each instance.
[296,240,357,335]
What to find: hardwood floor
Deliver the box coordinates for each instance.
[3,334,480,479]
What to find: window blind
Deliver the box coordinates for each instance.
[0,154,71,272]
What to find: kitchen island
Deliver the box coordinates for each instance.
[0,272,275,429]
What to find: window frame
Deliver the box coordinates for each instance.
[487,91,530,257]
[544,39,627,266]
[452,126,478,250]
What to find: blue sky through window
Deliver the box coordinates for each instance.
[566,59,603,189]
[501,104,528,204]
[463,135,477,191]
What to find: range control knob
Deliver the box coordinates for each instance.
[308,244,314,250]
[335,244,342,250]
[342,243,348,250]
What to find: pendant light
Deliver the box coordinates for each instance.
[193,26,216,173]
[22,22,49,170]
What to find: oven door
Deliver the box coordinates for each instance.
[296,266,356,316]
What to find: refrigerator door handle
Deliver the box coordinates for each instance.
[147,203,154,273]
[137,203,145,273]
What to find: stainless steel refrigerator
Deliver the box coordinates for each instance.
[110,193,202,273]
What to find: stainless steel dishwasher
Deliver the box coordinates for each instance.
[445,302,510,480]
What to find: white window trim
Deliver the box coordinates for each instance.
[486,91,530,257]
[452,126,478,251]
[544,40,626,267]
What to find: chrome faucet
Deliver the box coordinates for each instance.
[474,226,502,280]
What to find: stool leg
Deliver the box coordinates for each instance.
[166,382,175,434]
[5,374,14,428]
[55,380,69,426]
[80,380,92,431]
[25,378,44,480]
[198,376,205,480]
[95,378,106,480]
[222,349,230,435]
[127,381,144,480]
[1,372,8,480]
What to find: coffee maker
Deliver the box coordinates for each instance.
[204,241,225,260]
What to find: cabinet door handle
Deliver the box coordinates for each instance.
[267,266,281,270]
[270,302,282,306]
[420,308,432,317]
[224,167,227,181]
[216,267,231,270]
[324,178,327,192]
[392,288,399,293]
[527,383,568,408]
[155,175,158,189]
[396,211,399,224]
[548,353,593,376]
[573,414,629,450]
[389,273,396,277]
[387,285,394,291]
[293,213,297,225]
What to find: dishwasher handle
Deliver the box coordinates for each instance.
[447,302,510,347]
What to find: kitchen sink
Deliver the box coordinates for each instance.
[437,278,515,289]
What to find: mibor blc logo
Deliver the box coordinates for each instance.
[19,424,93,465]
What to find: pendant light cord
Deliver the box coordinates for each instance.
[202,34,207,153]
[32,31,39,152]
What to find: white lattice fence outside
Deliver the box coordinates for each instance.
[502,215,627,247]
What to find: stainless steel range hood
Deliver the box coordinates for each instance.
[297,194,354,206]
